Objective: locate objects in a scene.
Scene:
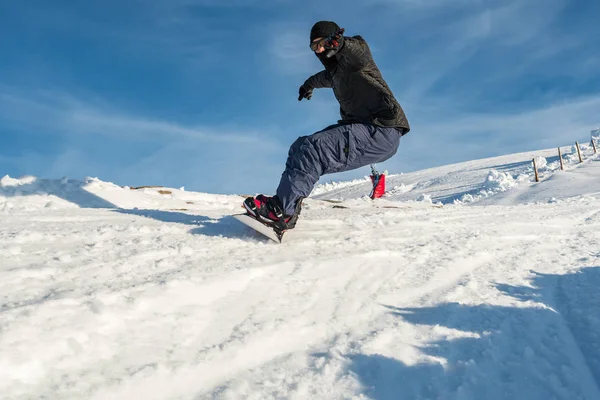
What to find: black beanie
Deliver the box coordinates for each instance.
[310,21,340,42]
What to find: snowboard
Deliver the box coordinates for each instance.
[233,213,287,243]
[314,199,444,209]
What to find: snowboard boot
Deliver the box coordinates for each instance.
[369,173,386,199]
[243,195,303,231]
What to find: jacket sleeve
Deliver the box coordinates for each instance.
[304,70,332,89]
[337,35,370,71]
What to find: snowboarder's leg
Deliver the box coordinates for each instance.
[276,123,401,215]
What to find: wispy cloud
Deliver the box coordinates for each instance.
[392,94,600,174]
[387,0,567,99]
[267,29,319,76]
[0,87,280,146]
[0,86,289,193]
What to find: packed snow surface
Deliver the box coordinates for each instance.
[2,145,600,399]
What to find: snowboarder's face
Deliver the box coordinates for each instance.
[310,37,326,54]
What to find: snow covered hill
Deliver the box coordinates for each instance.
[1,144,600,400]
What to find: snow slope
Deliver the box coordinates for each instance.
[312,143,599,205]
[1,144,600,400]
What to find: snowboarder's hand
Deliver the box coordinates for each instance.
[298,85,313,101]
[323,28,345,50]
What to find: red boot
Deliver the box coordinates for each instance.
[370,173,386,199]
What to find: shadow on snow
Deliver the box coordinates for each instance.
[2,179,265,240]
[0,178,117,209]
[113,208,266,242]
[341,267,600,400]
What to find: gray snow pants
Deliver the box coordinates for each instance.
[276,123,402,215]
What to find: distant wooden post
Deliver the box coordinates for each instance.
[558,147,564,170]
[592,139,598,154]
[532,158,539,182]
[576,142,583,163]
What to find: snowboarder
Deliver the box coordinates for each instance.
[244,21,410,233]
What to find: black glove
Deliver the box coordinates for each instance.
[298,85,313,101]
[323,28,345,51]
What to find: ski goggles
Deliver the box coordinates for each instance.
[309,37,328,51]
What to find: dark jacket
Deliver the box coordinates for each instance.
[304,36,410,134]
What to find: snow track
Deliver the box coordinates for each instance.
[2,154,600,399]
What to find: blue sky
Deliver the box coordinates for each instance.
[1,0,599,195]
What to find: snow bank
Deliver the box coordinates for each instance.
[453,169,529,204]
[0,175,244,213]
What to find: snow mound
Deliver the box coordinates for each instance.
[533,156,548,170]
[483,169,521,191]
[0,175,113,212]
[0,175,244,214]
[455,169,528,204]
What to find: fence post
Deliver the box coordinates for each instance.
[532,158,539,182]
[576,142,583,163]
[558,147,564,170]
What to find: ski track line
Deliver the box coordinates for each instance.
[552,274,600,396]
[193,209,530,396]
[544,211,600,396]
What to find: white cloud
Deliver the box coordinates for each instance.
[0,87,282,148]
